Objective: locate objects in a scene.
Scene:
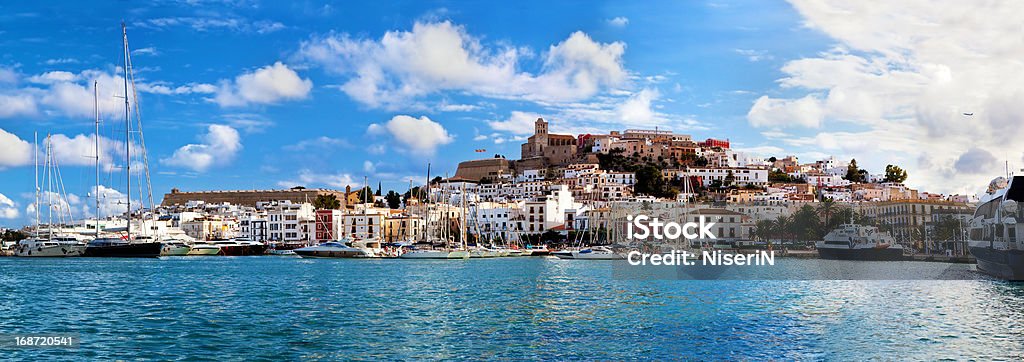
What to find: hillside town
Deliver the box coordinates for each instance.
[3,117,976,256]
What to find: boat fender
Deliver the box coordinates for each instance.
[37,247,43,252]
[62,248,67,254]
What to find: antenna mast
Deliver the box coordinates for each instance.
[121,22,132,242]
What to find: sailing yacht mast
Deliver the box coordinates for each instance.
[34,132,39,236]
[121,22,132,242]
[94,81,100,240]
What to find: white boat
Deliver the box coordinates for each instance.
[187,244,221,255]
[815,224,905,261]
[400,249,470,259]
[554,246,624,260]
[469,247,499,258]
[969,176,1024,280]
[160,240,192,256]
[14,236,86,257]
[295,241,375,258]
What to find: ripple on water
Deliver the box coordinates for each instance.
[1,257,1023,360]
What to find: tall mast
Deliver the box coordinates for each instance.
[34,132,38,236]
[94,81,100,240]
[46,135,53,240]
[424,162,431,243]
[122,22,132,242]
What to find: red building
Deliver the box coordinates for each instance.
[315,209,342,241]
[698,138,730,149]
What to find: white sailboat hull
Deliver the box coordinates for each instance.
[400,250,470,259]
[14,243,85,257]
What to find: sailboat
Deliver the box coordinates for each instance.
[14,134,87,257]
[84,24,161,258]
[400,167,470,259]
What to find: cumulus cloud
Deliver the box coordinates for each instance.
[367,115,453,155]
[0,128,33,168]
[747,95,825,128]
[48,133,126,169]
[0,193,19,219]
[747,1,1024,193]
[214,62,313,107]
[161,125,242,172]
[954,148,998,175]
[617,88,660,124]
[487,111,541,136]
[296,21,626,109]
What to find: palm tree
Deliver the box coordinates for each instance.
[312,194,341,210]
[817,197,836,226]
[774,215,791,244]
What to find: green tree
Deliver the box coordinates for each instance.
[403,186,426,203]
[774,215,791,243]
[883,164,908,183]
[357,186,374,203]
[754,219,775,242]
[385,190,402,209]
[312,194,341,210]
[792,205,822,241]
[376,182,382,196]
[724,170,736,186]
[1,229,27,241]
[845,159,863,182]
[635,165,672,197]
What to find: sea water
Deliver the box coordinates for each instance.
[1,257,1022,360]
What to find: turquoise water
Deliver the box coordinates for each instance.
[2,257,1024,360]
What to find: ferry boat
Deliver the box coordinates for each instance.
[815,224,905,261]
[968,176,1024,280]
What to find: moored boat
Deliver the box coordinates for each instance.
[554,246,624,260]
[815,224,905,261]
[14,236,86,257]
[186,243,221,256]
[968,176,1024,280]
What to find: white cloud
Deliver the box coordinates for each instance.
[48,133,125,169]
[132,47,159,56]
[617,88,660,124]
[296,21,626,109]
[367,115,453,155]
[276,169,355,189]
[214,62,312,107]
[0,129,33,168]
[139,17,286,34]
[487,111,541,136]
[749,1,1024,194]
[161,125,242,172]
[28,70,78,84]
[607,17,629,27]
[0,193,19,219]
[747,95,825,128]
[734,48,771,62]
[283,136,351,151]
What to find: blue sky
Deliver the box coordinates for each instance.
[2,1,1022,226]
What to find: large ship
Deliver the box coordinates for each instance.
[816,224,906,261]
[968,176,1024,280]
